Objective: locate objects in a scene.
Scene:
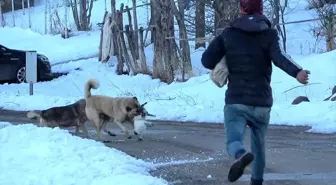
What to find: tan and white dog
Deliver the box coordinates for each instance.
[84,78,143,141]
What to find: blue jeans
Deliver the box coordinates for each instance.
[224,104,271,181]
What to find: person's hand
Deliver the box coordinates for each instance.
[296,70,310,84]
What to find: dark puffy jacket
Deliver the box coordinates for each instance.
[201,14,302,107]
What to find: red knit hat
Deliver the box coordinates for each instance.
[239,0,263,15]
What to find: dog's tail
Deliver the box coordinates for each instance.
[84,78,100,100]
[27,111,41,119]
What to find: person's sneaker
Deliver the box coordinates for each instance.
[228,151,254,182]
[250,178,263,185]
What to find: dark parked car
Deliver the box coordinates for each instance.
[0,44,53,83]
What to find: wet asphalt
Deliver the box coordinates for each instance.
[0,109,335,185]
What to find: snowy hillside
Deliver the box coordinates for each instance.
[1,1,335,184]
[0,0,327,59]
[0,33,335,133]
[0,0,335,134]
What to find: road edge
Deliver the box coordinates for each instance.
[0,109,316,132]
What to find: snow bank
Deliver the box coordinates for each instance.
[0,27,100,65]
[0,122,168,185]
[0,49,335,134]
[0,0,335,134]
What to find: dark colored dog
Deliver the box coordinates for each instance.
[27,99,112,138]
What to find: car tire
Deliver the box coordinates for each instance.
[15,66,26,83]
[15,66,41,83]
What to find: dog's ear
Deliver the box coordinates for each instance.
[132,97,138,101]
[140,102,148,107]
[126,106,132,112]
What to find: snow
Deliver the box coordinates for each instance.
[1,1,334,184]
[0,27,100,65]
[0,0,327,65]
[0,0,335,136]
[0,0,149,65]
[0,52,335,134]
[0,122,168,185]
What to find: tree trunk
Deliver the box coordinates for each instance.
[164,0,177,83]
[44,0,48,33]
[70,0,81,30]
[11,0,14,26]
[271,0,280,28]
[178,0,184,48]
[21,0,24,15]
[150,0,155,43]
[71,0,93,31]
[152,0,174,83]
[119,5,135,74]
[280,0,288,52]
[195,0,205,49]
[172,0,193,81]
[125,24,139,72]
[125,6,140,71]
[139,27,150,74]
[326,11,336,51]
[79,0,87,29]
[110,0,118,56]
[0,1,5,27]
[87,0,94,29]
[213,0,224,35]
[114,10,126,75]
[166,0,178,73]
[98,11,108,62]
[132,0,139,59]
[213,0,238,35]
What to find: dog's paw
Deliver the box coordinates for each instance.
[127,136,132,139]
[137,138,143,142]
[134,131,138,135]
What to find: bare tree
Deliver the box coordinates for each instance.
[0,0,5,27]
[11,0,15,26]
[183,1,215,37]
[27,0,31,28]
[21,0,24,15]
[44,0,47,34]
[213,0,239,35]
[195,0,205,49]
[269,0,289,51]
[184,0,238,42]
[173,0,193,81]
[69,0,94,31]
[307,0,336,51]
[151,0,177,83]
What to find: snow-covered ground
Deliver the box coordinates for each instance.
[0,0,334,135]
[0,122,168,185]
[1,1,334,184]
[0,50,335,133]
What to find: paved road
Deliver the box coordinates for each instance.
[0,110,336,185]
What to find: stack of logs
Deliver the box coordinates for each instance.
[98,0,193,84]
[98,0,149,75]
